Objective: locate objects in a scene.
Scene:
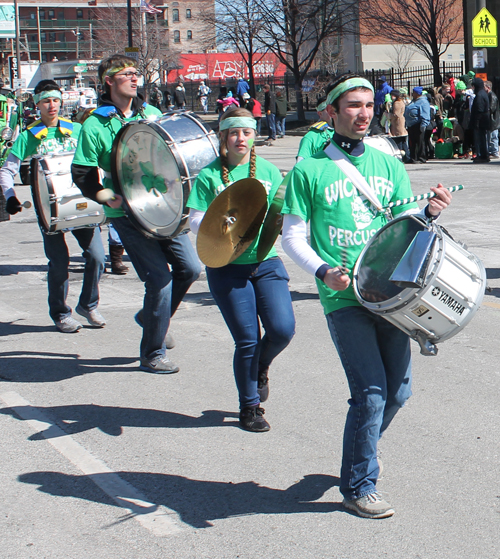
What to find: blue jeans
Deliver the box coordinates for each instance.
[326,306,412,500]
[111,217,200,359]
[487,128,499,156]
[42,227,105,322]
[266,112,276,139]
[108,222,123,246]
[206,257,295,408]
[276,116,286,136]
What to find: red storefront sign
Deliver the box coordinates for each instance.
[170,53,286,82]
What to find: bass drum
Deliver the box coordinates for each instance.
[353,215,486,355]
[111,111,219,239]
[31,153,106,234]
[365,135,403,160]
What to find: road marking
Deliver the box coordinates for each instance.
[0,391,182,537]
[482,301,500,309]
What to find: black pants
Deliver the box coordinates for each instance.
[408,123,426,163]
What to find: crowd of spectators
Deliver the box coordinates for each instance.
[373,72,500,164]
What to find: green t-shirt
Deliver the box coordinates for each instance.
[296,123,335,160]
[187,155,283,265]
[72,104,162,218]
[11,121,82,160]
[282,144,418,315]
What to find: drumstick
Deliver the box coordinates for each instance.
[96,188,116,203]
[383,185,463,210]
[22,201,32,209]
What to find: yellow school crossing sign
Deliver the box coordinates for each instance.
[472,8,497,47]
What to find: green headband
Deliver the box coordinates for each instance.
[33,90,62,104]
[317,101,327,112]
[102,63,136,83]
[326,78,375,105]
[219,117,257,131]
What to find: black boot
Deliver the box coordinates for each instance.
[109,245,129,275]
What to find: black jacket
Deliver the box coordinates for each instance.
[470,78,490,130]
[488,90,500,130]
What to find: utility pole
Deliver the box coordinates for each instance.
[13,0,21,79]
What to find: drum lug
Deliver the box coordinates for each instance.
[413,331,438,356]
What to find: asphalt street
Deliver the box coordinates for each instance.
[1,134,500,559]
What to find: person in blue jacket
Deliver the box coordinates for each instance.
[404,86,431,164]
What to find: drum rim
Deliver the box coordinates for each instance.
[353,215,441,311]
[111,120,187,239]
[30,156,57,233]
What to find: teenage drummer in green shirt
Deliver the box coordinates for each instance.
[72,54,200,374]
[0,79,107,333]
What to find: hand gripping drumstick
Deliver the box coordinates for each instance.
[96,188,116,204]
[382,184,463,210]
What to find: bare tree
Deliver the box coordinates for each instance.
[359,0,462,86]
[200,0,266,96]
[257,0,357,120]
[89,1,179,87]
[385,44,416,71]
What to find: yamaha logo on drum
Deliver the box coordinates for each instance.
[431,286,466,315]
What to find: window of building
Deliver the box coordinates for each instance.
[48,9,55,19]
[58,11,64,20]
[29,34,37,42]
[174,30,180,43]
[49,32,56,42]
[77,9,83,19]
[186,9,191,18]
[40,10,45,19]
[30,12,36,19]
[172,9,179,22]
[58,32,65,42]
[187,30,192,40]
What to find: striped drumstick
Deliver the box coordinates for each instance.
[383,184,463,210]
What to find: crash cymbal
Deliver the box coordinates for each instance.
[257,172,290,261]
[197,178,268,268]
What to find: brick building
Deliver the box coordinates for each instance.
[0,0,215,85]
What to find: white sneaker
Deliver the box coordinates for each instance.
[76,305,106,327]
[343,491,395,519]
[55,316,82,333]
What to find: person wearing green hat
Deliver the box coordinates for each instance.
[296,94,335,162]
[281,72,452,519]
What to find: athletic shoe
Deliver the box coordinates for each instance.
[343,491,395,519]
[55,315,82,333]
[239,406,270,432]
[75,305,106,327]
[257,367,269,402]
[134,310,175,349]
[139,355,180,374]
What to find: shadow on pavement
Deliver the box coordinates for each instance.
[0,404,239,437]
[18,470,341,528]
[0,350,138,382]
[486,267,500,280]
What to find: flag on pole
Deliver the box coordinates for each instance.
[140,0,162,14]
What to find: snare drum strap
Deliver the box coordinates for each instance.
[324,142,383,214]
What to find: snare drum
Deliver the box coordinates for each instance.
[353,215,486,355]
[31,152,106,234]
[364,135,403,160]
[111,111,219,239]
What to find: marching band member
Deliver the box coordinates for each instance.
[296,95,335,162]
[0,79,106,333]
[281,74,452,518]
[187,108,295,432]
[72,55,200,374]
